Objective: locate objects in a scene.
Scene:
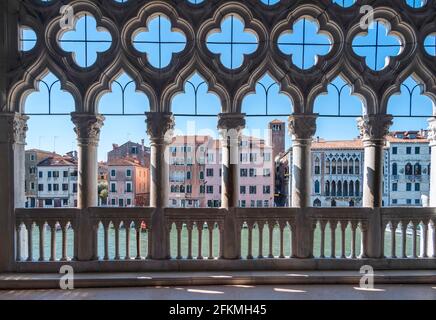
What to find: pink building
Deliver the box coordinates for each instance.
[107,158,150,207]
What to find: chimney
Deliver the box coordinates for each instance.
[112,144,119,150]
[316,136,320,143]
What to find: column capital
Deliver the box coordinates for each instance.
[357,114,393,146]
[0,113,28,145]
[71,113,105,146]
[428,117,436,146]
[146,112,175,144]
[217,113,246,132]
[288,113,317,142]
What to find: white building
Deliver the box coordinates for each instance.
[281,131,431,208]
[36,155,78,208]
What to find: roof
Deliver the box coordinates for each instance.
[107,158,144,167]
[37,156,77,167]
[312,139,364,150]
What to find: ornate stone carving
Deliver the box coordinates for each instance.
[357,115,393,145]
[217,113,246,131]
[288,114,317,141]
[146,112,175,144]
[0,113,28,145]
[71,113,105,146]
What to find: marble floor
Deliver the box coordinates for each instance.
[1,284,435,300]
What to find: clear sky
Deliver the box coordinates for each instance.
[21,13,435,162]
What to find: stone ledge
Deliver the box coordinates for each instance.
[1,270,436,290]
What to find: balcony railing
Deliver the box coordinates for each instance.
[12,207,436,273]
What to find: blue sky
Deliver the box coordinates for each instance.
[21,14,435,161]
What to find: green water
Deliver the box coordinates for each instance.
[25,224,420,261]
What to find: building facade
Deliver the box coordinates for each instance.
[36,155,78,208]
[107,158,150,207]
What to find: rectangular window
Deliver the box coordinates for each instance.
[249,169,256,177]
[126,182,132,193]
[53,184,59,191]
[263,169,271,177]
[392,199,398,205]
[200,185,205,194]
[39,171,43,178]
[257,200,262,208]
[415,183,420,191]
[53,171,59,178]
[415,147,420,154]
[63,171,68,178]
[126,169,132,177]
[263,185,271,194]
[207,200,213,208]
[406,147,412,155]
[186,171,191,180]
[206,169,214,177]
[31,182,35,190]
[111,199,116,206]
[111,183,116,193]
[415,199,421,205]
[199,171,204,180]
[392,183,398,192]
[48,171,52,178]
[392,147,398,155]
[38,184,44,192]
[48,184,52,192]
[111,170,116,177]
[250,200,255,208]
[241,200,246,208]
[406,199,412,205]
[406,183,412,191]
[73,183,77,193]
[240,186,246,194]
[264,153,271,162]
[62,184,68,191]
[249,186,257,194]
[206,186,214,194]
[127,198,132,206]
[240,169,248,177]
[45,199,53,206]
[264,200,269,208]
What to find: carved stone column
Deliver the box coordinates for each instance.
[357,114,393,259]
[0,113,28,271]
[427,117,436,257]
[288,113,317,259]
[358,115,393,208]
[146,112,174,259]
[288,114,317,208]
[218,113,245,259]
[71,112,104,261]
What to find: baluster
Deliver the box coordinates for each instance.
[401,221,408,258]
[390,222,398,258]
[330,221,337,259]
[219,222,224,259]
[27,222,33,262]
[340,221,347,259]
[268,223,274,258]
[125,221,131,260]
[38,222,45,261]
[50,223,57,262]
[136,223,142,260]
[411,222,418,258]
[350,222,357,259]
[360,223,368,258]
[320,221,326,258]
[197,222,203,260]
[208,222,214,260]
[432,221,436,258]
[16,223,22,262]
[187,222,193,260]
[279,222,285,259]
[61,223,68,261]
[176,222,183,260]
[421,222,428,258]
[258,222,264,259]
[147,227,152,259]
[114,222,120,260]
[103,222,110,261]
[247,222,253,260]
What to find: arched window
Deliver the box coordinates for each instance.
[405,163,413,175]
[392,163,398,176]
[332,159,337,175]
[314,157,321,175]
[326,159,331,175]
[331,200,337,207]
[349,159,354,174]
[325,181,330,196]
[343,159,348,174]
[349,181,354,196]
[337,181,342,197]
[354,159,360,175]
[331,181,337,197]
[343,181,348,197]
[313,199,322,207]
[315,180,320,194]
[337,159,343,175]
[414,163,422,176]
[355,180,360,197]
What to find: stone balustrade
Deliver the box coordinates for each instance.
[12,207,436,273]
